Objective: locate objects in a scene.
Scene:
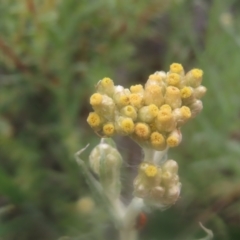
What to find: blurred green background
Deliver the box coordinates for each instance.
[1,0,240,239]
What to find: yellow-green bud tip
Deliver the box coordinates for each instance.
[103,123,115,136]
[134,123,150,139]
[191,69,203,79]
[167,135,180,147]
[101,77,114,87]
[167,73,180,86]
[148,74,162,82]
[157,108,172,123]
[181,87,192,98]
[145,85,162,95]
[119,118,134,134]
[170,63,183,74]
[150,132,165,147]
[144,165,158,177]
[87,112,101,128]
[148,104,158,117]
[130,84,143,93]
[119,95,129,106]
[160,104,172,111]
[90,93,103,106]
[180,106,191,119]
[129,93,143,108]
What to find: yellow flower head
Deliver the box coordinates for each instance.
[180,106,191,119]
[118,118,134,135]
[167,130,182,147]
[149,74,162,81]
[120,105,137,120]
[100,77,114,88]
[167,73,180,86]
[148,104,159,117]
[103,123,115,136]
[129,93,143,108]
[134,123,151,140]
[170,63,184,74]
[144,85,164,107]
[165,86,181,109]
[181,87,193,99]
[157,108,173,123]
[150,132,166,150]
[144,165,158,177]
[87,112,101,128]
[191,69,203,79]
[119,95,129,107]
[160,104,172,111]
[130,84,143,93]
[90,93,103,106]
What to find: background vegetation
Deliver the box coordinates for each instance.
[0,0,240,239]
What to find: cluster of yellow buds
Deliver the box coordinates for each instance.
[87,63,206,150]
[134,160,181,209]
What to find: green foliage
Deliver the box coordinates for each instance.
[0,0,240,239]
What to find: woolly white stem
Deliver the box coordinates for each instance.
[153,147,169,165]
[119,198,144,240]
[142,147,155,162]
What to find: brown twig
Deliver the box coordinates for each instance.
[0,36,61,86]
[0,37,31,74]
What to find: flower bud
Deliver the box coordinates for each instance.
[166,73,181,87]
[151,186,165,200]
[144,85,164,107]
[115,116,135,135]
[102,122,115,137]
[162,159,178,175]
[166,129,182,147]
[90,93,103,107]
[172,106,191,127]
[185,69,203,87]
[93,94,115,121]
[113,88,130,108]
[129,93,144,109]
[87,112,102,130]
[134,123,151,140]
[120,105,137,121]
[194,86,207,99]
[169,63,184,75]
[89,140,122,198]
[130,84,144,94]
[155,71,167,80]
[96,77,115,96]
[150,131,166,151]
[145,73,165,88]
[155,105,176,132]
[138,104,158,123]
[181,86,195,105]
[189,99,203,118]
[164,183,181,204]
[164,86,182,109]
[133,183,148,198]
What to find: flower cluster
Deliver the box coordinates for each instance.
[87,63,206,210]
[134,160,181,209]
[87,63,206,151]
